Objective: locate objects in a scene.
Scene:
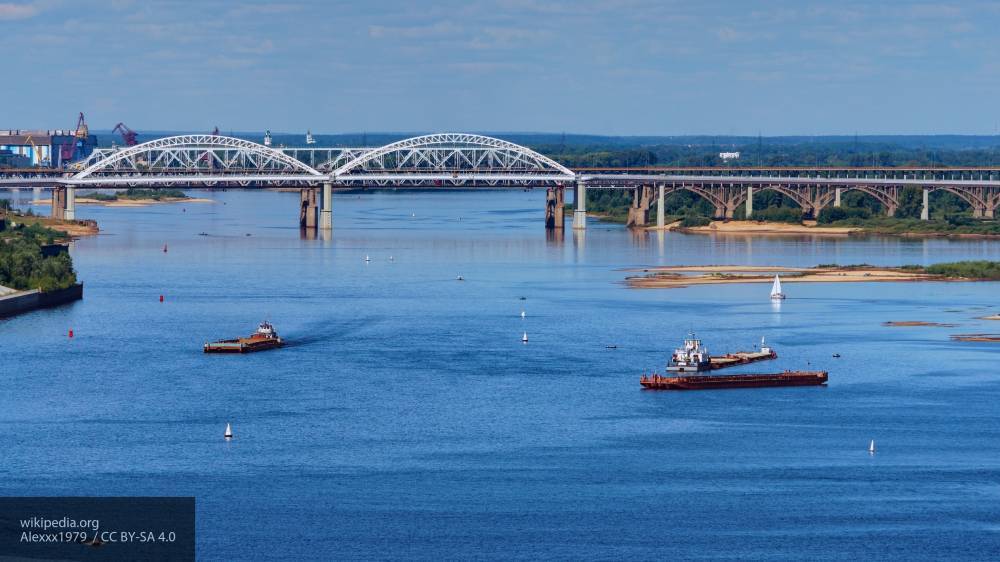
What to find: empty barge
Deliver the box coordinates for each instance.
[640,371,828,390]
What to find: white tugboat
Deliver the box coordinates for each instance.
[668,333,711,372]
[204,321,284,353]
[770,274,786,300]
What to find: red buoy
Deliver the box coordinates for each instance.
[68,329,74,338]
[159,295,164,302]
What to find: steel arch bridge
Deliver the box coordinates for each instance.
[63,133,575,187]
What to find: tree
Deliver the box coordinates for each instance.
[896,187,923,219]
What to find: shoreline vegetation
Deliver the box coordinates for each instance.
[40,188,210,208]
[625,261,1000,289]
[0,217,78,292]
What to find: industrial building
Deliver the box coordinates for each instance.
[0,113,97,168]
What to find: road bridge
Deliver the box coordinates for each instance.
[2,133,1000,229]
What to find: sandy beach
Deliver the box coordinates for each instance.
[626,265,947,289]
[675,220,860,236]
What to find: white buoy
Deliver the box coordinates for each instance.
[520,310,526,319]
[224,423,233,440]
[522,332,528,343]
[868,439,875,454]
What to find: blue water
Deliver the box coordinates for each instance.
[3,190,1000,560]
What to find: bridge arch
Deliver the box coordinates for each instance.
[331,133,575,180]
[73,134,323,180]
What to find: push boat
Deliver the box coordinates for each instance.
[641,370,828,390]
[668,334,777,372]
[204,321,284,353]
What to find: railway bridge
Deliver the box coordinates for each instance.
[2,133,1000,229]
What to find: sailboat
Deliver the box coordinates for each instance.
[224,423,233,440]
[770,275,786,300]
[522,332,529,343]
[868,439,876,454]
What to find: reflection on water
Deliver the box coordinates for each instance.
[3,189,1000,560]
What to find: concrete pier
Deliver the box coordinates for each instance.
[746,186,754,219]
[300,187,318,229]
[834,188,842,208]
[920,188,929,221]
[51,187,66,219]
[319,182,333,231]
[656,184,665,228]
[64,186,75,220]
[545,186,565,229]
[626,185,653,227]
[573,181,587,230]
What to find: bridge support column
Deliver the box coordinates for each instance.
[64,186,75,220]
[973,205,984,219]
[300,187,318,229]
[746,186,754,219]
[920,188,929,221]
[656,184,665,228]
[834,188,842,208]
[627,185,653,227]
[51,187,66,219]
[573,181,587,230]
[545,186,565,229]
[319,182,333,231]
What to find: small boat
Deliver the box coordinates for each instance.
[520,310,526,319]
[668,333,711,372]
[518,296,527,301]
[456,275,464,281]
[163,244,168,253]
[364,255,371,262]
[225,423,233,440]
[389,256,394,262]
[204,321,284,353]
[770,275,786,300]
[869,439,876,454]
[606,345,618,349]
[832,353,841,358]
[522,332,528,343]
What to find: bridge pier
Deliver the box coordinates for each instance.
[545,186,565,229]
[834,188,842,208]
[64,186,75,220]
[656,184,665,228]
[300,187,318,229]
[573,181,587,230]
[626,185,653,227]
[319,182,333,231]
[746,186,753,219]
[51,187,67,219]
[921,188,929,221]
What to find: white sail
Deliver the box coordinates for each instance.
[224,423,233,439]
[770,275,782,296]
[869,439,875,453]
[522,332,528,343]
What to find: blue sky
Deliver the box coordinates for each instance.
[3,0,999,135]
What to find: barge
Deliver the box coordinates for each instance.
[640,370,828,390]
[204,321,283,353]
[669,334,777,372]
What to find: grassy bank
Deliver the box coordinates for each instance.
[84,187,189,202]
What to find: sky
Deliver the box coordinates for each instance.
[2,0,999,136]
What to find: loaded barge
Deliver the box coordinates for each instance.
[641,371,828,390]
[669,334,777,373]
[204,321,283,353]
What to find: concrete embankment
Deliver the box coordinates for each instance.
[0,284,83,318]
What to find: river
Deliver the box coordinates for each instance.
[3,189,1000,560]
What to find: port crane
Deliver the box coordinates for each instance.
[112,122,139,146]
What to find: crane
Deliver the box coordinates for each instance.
[74,112,89,139]
[112,122,138,146]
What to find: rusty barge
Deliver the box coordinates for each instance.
[641,371,828,390]
[204,321,283,353]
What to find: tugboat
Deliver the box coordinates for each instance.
[204,321,284,353]
[668,333,711,372]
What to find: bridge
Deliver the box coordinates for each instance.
[2,132,1000,229]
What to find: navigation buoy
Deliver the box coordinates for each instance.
[159,295,164,302]
[868,439,876,454]
[163,244,168,253]
[224,423,233,440]
[522,332,528,343]
[68,329,74,338]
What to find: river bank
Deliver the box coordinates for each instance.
[36,197,213,208]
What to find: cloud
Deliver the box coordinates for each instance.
[0,2,39,20]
